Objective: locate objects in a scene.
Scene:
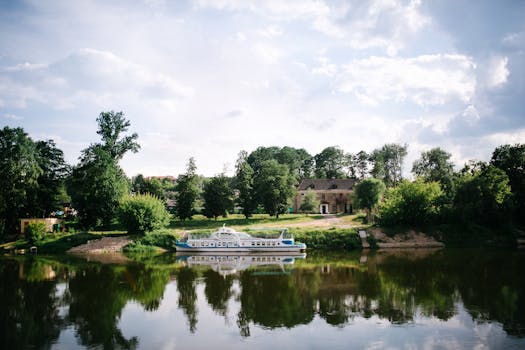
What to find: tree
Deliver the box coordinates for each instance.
[118,194,170,234]
[370,143,408,187]
[175,157,200,222]
[25,140,70,218]
[247,146,313,181]
[353,178,386,223]
[68,148,129,228]
[95,111,140,160]
[202,174,234,220]
[379,179,443,226]
[355,151,369,179]
[131,175,165,200]
[67,111,138,228]
[253,159,296,218]
[0,127,41,237]
[314,146,346,178]
[453,164,512,225]
[490,144,525,223]
[234,151,256,218]
[299,189,320,214]
[412,147,454,189]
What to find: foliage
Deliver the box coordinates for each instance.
[68,148,129,229]
[234,151,256,218]
[490,144,525,222]
[0,127,41,237]
[300,189,320,213]
[67,111,138,229]
[118,194,170,234]
[202,174,234,219]
[253,159,296,218]
[453,164,512,225]
[175,157,201,222]
[95,110,140,160]
[353,178,386,223]
[291,228,362,249]
[354,151,369,179]
[25,140,70,218]
[378,179,443,226]
[124,230,179,252]
[131,174,165,200]
[412,147,454,183]
[25,222,47,243]
[247,146,313,180]
[314,146,346,178]
[370,143,408,187]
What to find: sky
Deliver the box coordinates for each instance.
[1,0,524,177]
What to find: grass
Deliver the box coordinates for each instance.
[1,231,128,254]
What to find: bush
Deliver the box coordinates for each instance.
[118,194,170,235]
[25,222,47,243]
[291,228,362,249]
[378,179,443,226]
[124,230,180,252]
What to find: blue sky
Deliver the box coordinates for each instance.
[1,0,524,177]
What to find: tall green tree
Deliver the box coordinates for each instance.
[0,127,41,236]
[412,147,455,188]
[202,174,234,220]
[355,150,369,179]
[95,111,140,160]
[490,144,525,222]
[247,146,313,180]
[453,164,512,225]
[68,148,129,228]
[234,151,256,218]
[314,146,346,178]
[67,111,139,228]
[253,159,296,218]
[370,143,408,187]
[26,140,70,218]
[353,178,386,223]
[175,157,200,222]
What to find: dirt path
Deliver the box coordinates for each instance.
[67,236,132,254]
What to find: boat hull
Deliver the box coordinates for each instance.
[175,245,306,253]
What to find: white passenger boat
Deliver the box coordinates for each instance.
[175,226,306,252]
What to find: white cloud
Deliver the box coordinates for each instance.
[312,56,337,77]
[485,56,509,89]
[337,54,476,106]
[257,25,283,38]
[0,48,193,110]
[195,0,430,55]
[251,43,283,63]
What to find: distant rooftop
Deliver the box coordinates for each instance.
[298,178,356,191]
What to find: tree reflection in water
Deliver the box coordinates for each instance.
[1,248,524,348]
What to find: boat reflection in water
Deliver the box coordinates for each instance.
[176,252,307,276]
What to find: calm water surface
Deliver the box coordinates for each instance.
[1,249,524,349]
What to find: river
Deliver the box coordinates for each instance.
[1,249,524,349]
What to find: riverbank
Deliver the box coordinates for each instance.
[2,214,521,255]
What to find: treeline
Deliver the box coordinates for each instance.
[354,145,525,233]
[1,110,524,237]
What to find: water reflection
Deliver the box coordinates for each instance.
[1,249,524,349]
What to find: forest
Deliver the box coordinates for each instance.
[1,111,524,240]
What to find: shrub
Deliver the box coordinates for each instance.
[118,194,170,235]
[25,222,47,243]
[124,230,180,252]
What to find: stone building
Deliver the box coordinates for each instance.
[294,179,357,214]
